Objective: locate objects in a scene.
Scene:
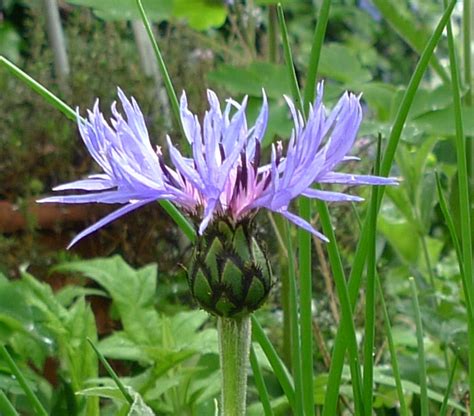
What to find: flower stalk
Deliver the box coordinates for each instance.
[218,316,251,416]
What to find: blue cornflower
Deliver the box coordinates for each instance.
[39,83,396,247]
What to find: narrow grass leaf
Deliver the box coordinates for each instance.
[439,357,458,416]
[443,1,474,412]
[283,221,304,415]
[251,316,296,410]
[0,56,76,121]
[135,0,185,138]
[409,278,429,416]
[376,274,409,416]
[303,0,331,110]
[249,346,274,416]
[86,338,134,405]
[0,346,48,416]
[362,137,382,414]
[300,1,332,412]
[435,174,467,298]
[0,390,19,416]
[276,4,304,115]
[323,3,457,411]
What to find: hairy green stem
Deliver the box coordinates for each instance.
[218,316,251,416]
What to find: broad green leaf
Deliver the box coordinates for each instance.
[0,281,34,339]
[378,215,419,264]
[318,43,372,84]
[411,105,474,137]
[172,0,226,30]
[64,0,172,21]
[77,386,127,403]
[208,62,291,99]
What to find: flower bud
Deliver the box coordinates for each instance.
[188,218,272,318]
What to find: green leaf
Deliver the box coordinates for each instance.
[208,62,291,99]
[411,105,474,136]
[172,0,226,30]
[318,43,372,84]
[0,281,34,339]
[378,214,419,264]
[64,0,172,21]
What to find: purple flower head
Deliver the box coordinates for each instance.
[39,84,397,247]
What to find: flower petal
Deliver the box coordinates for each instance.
[67,199,155,248]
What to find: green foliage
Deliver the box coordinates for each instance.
[54,256,220,414]
[64,0,226,30]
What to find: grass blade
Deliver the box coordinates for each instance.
[409,278,428,415]
[300,1,332,412]
[0,55,76,121]
[376,274,409,416]
[362,137,382,414]
[439,356,458,416]
[322,2,457,412]
[276,4,304,114]
[303,0,331,110]
[249,346,274,416]
[442,0,474,412]
[278,5,364,413]
[0,390,20,416]
[86,338,133,405]
[251,316,295,410]
[135,0,184,138]
[0,345,48,416]
[282,221,304,415]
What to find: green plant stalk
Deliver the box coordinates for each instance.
[268,6,278,63]
[218,317,251,416]
[439,357,458,416]
[0,390,19,416]
[442,1,474,413]
[283,221,305,416]
[86,339,133,405]
[0,56,76,122]
[276,8,308,414]
[0,346,48,416]
[409,278,429,416]
[271,214,292,367]
[135,0,185,139]
[435,174,466,289]
[297,197,314,415]
[303,0,331,111]
[251,316,296,410]
[376,275,409,416]
[249,346,274,416]
[317,197,364,416]
[322,2,457,412]
[276,4,304,115]
[299,1,332,411]
[464,0,472,106]
[362,140,381,414]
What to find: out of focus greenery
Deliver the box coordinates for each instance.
[0,0,471,414]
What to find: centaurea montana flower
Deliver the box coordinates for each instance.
[39,84,395,247]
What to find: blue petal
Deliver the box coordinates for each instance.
[279,210,329,242]
[319,172,399,186]
[67,199,155,248]
[302,188,364,202]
